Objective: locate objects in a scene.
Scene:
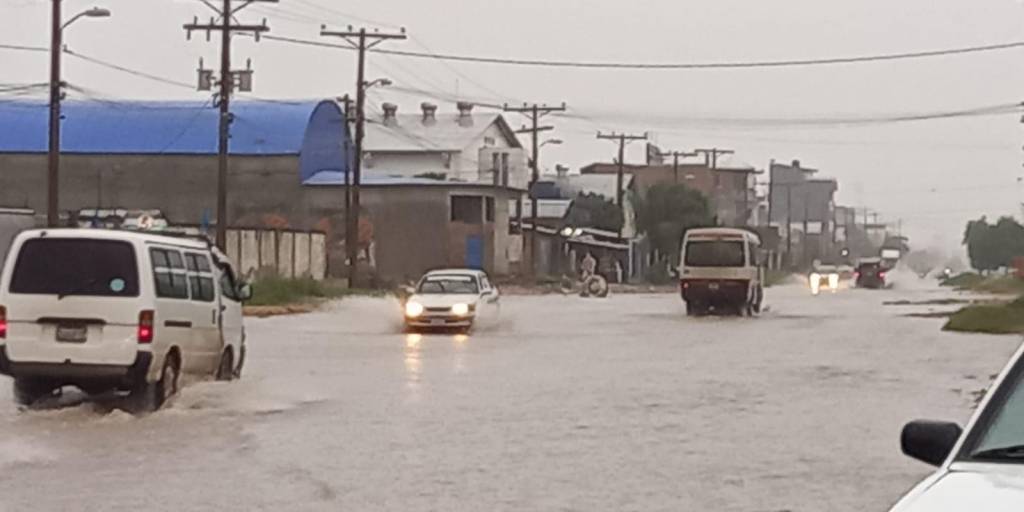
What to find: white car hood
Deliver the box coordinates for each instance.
[892,465,1024,512]
[408,294,480,308]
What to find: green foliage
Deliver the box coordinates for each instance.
[963,216,1024,272]
[941,272,985,289]
[944,299,1024,335]
[940,272,1024,295]
[564,193,623,232]
[633,184,715,263]
[414,172,448,180]
[248,276,376,306]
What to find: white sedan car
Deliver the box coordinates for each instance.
[403,269,499,332]
[889,342,1024,511]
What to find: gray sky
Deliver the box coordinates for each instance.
[4,0,1024,252]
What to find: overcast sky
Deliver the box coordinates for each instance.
[4,0,1024,252]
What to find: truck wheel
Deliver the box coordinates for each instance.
[13,378,54,407]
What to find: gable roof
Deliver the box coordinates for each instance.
[0,99,328,155]
[363,113,522,153]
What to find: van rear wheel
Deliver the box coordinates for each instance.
[215,349,234,382]
[13,378,54,407]
[128,353,179,413]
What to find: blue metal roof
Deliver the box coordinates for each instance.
[303,170,465,187]
[0,99,334,156]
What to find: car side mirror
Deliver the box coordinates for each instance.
[901,420,962,467]
[237,283,254,302]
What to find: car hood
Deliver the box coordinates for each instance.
[891,465,1024,512]
[407,294,480,308]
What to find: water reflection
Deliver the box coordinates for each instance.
[453,334,468,373]
[404,334,422,393]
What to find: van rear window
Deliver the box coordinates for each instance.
[685,240,745,267]
[9,238,140,297]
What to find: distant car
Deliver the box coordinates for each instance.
[403,269,499,332]
[809,264,840,295]
[855,259,888,289]
[888,343,1024,512]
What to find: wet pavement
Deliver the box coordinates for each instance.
[0,276,1019,511]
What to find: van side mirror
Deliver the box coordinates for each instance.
[237,283,254,302]
[901,420,962,467]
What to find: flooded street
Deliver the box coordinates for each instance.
[0,279,1019,511]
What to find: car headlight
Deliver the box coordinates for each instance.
[451,303,470,316]
[809,273,821,282]
[405,301,424,318]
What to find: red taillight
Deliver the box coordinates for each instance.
[0,305,7,340]
[879,272,887,279]
[138,310,154,344]
[682,281,690,289]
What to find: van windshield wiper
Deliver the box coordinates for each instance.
[57,278,102,300]
[971,444,1024,461]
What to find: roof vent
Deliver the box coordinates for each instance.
[791,159,800,168]
[421,102,437,126]
[456,101,474,127]
[382,102,398,126]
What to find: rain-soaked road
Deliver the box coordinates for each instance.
[0,275,1020,512]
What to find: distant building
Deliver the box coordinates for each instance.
[363,101,527,188]
[768,160,838,267]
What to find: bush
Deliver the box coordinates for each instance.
[941,272,985,289]
[247,276,349,306]
[943,298,1024,335]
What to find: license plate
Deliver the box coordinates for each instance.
[430,319,445,326]
[709,283,720,291]
[56,325,88,343]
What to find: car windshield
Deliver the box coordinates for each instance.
[685,240,745,267]
[965,358,1024,462]
[8,238,140,298]
[418,276,479,294]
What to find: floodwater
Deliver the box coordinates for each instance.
[0,277,1018,511]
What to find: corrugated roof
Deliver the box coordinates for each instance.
[0,99,327,155]
[364,113,520,152]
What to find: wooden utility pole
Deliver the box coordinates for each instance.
[320,25,407,286]
[695,147,734,169]
[46,0,62,227]
[597,132,648,238]
[660,149,698,185]
[504,102,567,277]
[184,0,275,249]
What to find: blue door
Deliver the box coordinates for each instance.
[466,235,484,269]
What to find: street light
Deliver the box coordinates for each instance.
[48,4,111,227]
[541,138,563,148]
[364,77,392,89]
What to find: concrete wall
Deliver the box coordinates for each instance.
[0,210,37,272]
[225,228,327,280]
[0,153,301,226]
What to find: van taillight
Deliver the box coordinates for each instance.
[138,310,154,344]
[0,306,6,339]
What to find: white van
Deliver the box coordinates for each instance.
[0,229,250,411]
[678,227,764,316]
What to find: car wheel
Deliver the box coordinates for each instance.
[233,344,246,380]
[13,378,55,407]
[128,352,179,413]
[215,348,234,382]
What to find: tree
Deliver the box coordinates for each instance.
[564,193,623,232]
[963,216,1024,273]
[633,184,714,265]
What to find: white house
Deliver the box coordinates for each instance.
[363,101,528,188]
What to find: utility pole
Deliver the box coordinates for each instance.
[47,0,62,227]
[321,25,407,287]
[337,94,354,249]
[597,131,648,238]
[695,147,735,170]
[660,149,698,185]
[184,0,275,249]
[504,102,567,277]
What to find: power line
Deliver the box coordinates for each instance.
[0,43,47,52]
[258,33,1024,70]
[63,48,194,89]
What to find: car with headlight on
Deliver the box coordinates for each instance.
[403,269,499,332]
[809,264,840,295]
[888,342,1024,512]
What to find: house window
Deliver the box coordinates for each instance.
[500,153,510,187]
[484,136,496,146]
[485,197,495,222]
[451,195,483,224]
